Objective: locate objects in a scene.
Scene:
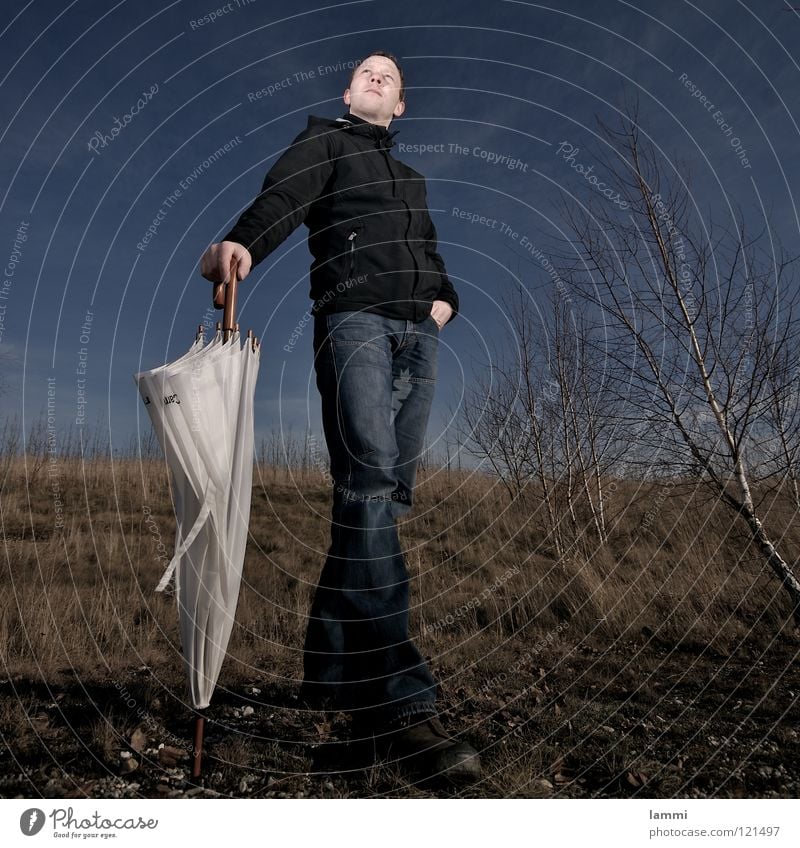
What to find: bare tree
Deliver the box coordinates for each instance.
[553,96,800,623]
[762,339,800,510]
[456,279,628,558]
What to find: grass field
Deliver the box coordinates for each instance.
[1,454,798,798]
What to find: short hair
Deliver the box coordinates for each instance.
[350,51,405,102]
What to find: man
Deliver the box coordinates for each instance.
[200,51,480,784]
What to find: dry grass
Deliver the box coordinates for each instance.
[1,454,798,798]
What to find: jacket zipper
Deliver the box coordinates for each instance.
[341,229,358,286]
[379,148,420,287]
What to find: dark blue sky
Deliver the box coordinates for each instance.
[1,0,798,461]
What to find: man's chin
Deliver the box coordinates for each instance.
[350,104,383,122]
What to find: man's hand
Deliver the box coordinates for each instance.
[430,299,454,329]
[199,241,253,283]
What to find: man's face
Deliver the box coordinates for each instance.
[344,55,405,127]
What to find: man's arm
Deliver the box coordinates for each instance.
[421,209,459,325]
[221,125,335,268]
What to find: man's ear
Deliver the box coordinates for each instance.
[343,88,351,106]
[393,99,405,118]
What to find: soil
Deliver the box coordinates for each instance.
[2,635,798,799]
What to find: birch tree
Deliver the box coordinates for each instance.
[555,98,800,624]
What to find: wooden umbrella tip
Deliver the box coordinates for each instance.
[191,714,205,780]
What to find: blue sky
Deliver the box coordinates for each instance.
[1,0,798,463]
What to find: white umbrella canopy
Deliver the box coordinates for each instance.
[133,266,259,775]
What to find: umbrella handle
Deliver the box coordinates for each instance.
[213,256,239,342]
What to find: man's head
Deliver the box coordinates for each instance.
[344,51,405,128]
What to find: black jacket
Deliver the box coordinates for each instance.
[221,111,458,324]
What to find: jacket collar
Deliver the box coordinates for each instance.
[335,111,399,150]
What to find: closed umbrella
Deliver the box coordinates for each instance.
[133,260,259,777]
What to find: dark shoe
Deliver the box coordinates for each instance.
[370,714,482,785]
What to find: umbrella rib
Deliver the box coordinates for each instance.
[155,480,216,592]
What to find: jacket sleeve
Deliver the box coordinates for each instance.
[221,125,335,268]
[421,209,459,324]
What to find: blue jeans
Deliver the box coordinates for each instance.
[300,309,441,728]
